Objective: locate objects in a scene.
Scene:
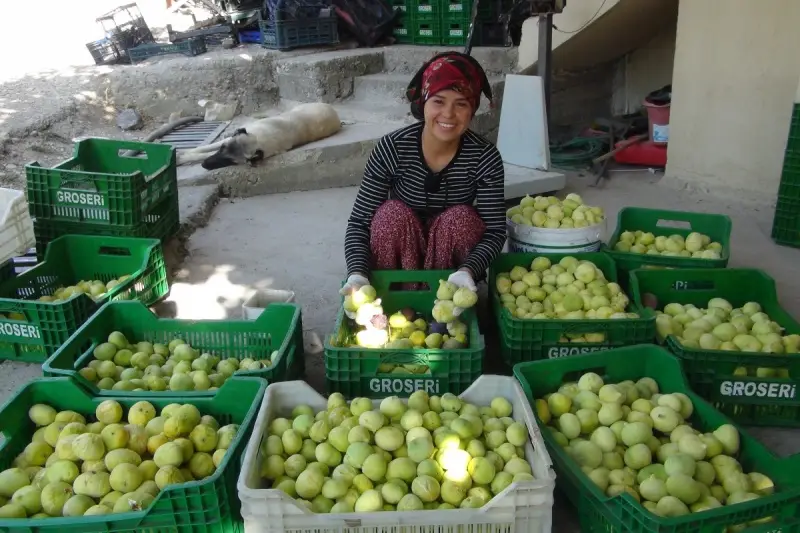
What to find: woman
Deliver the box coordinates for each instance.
[341,52,506,312]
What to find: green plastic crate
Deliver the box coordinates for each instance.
[0,235,168,364]
[412,16,442,45]
[410,0,441,17]
[33,192,180,261]
[771,102,800,248]
[25,138,178,227]
[489,252,655,364]
[441,19,469,46]
[43,300,304,396]
[629,267,800,427]
[324,269,484,398]
[513,344,800,533]
[393,14,414,43]
[606,207,732,275]
[0,258,15,284]
[0,376,264,532]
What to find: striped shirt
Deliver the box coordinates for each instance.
[345,121,506,280]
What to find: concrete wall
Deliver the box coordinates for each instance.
[665,0,800,198]
[551,63,615,127]
[612,21,677,115]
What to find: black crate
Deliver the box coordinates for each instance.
[167,23,237,47]
[128,38,208,63]
[474,20,511,46]
[86,38,120,65]
[108,17,155,52]
[259,7,338,50]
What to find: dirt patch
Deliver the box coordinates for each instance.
[1,108,151,190]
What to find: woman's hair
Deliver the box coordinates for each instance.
[405,52,493,120]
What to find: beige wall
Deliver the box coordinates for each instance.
[518,0,619,70]
[612,22,677,115]
[665,0,800,198]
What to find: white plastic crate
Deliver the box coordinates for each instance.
[243,288,296,319]
[0,188,34,263]
[237,375,556,533]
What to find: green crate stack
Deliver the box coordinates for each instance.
[32,194,179,262]
[25,138,180,259]
[440,0,510,46]
[324,269,485,398]
[0,235,168,364]
[628,267,800,427]
[25,138,177,228]
[43,300,305,396]
[513,345,800,533]
[391,0,414,43]
[441,0,478,46]
[0,376,265,532]
[489,252,655,365]
[771,102,800,248]
[410,0,443,45]
[605,207,732,289]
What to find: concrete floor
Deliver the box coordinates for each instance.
[164,168,800,530]
[0,168,797,530]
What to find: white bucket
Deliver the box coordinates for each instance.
[242,289,296,320]
[507,218,606,254]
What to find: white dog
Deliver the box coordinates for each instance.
[177,103,343,170]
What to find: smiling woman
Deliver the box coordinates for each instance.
[341,52,506,303]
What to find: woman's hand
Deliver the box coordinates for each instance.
[448,269,476,291]
[448,269,477,317]
[340,274,370,319]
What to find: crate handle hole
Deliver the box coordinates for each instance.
[98,246,132,257]
[387,282,431,292]
[655,219,691,231]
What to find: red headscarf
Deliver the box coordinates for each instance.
[406,52,493,119]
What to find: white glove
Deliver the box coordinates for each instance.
[448,270,477,292]
[447,270,477,317]
[340,274,370,319]
[340,274,369,296]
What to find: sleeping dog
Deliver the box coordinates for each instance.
[177,102,343,170]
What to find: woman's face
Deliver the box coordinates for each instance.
[424,89,473,143]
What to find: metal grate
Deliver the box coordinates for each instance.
[159,120,229,150]
[13,249,38,274]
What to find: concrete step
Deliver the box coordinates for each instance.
[178,121,398,197]
[274,48,385,103]
[273,99,414,125]
[353,73,506,105]
[381,46,519,76]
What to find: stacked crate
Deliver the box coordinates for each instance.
[395,0,512,46]
[25,138,180,260]
[771,93,800,248]
[391,0,414,43]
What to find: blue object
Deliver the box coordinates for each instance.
[239,30,262,43]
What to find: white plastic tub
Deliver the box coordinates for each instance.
[507,217,606,254]
[0,188,34,263]
[242,289,296,319]
[237,376,556,533]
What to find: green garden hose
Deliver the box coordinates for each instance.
[549,135,608,170]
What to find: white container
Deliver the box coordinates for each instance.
[507,217,606,254]
[0,188,34,263]
[242,289,296,320]
[237,376,556,533]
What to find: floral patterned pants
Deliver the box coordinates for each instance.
[369,200,485,271]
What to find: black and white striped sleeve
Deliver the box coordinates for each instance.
[461,144,506,279]
[344,135,396,278]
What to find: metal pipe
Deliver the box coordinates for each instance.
[537,12,553,130]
